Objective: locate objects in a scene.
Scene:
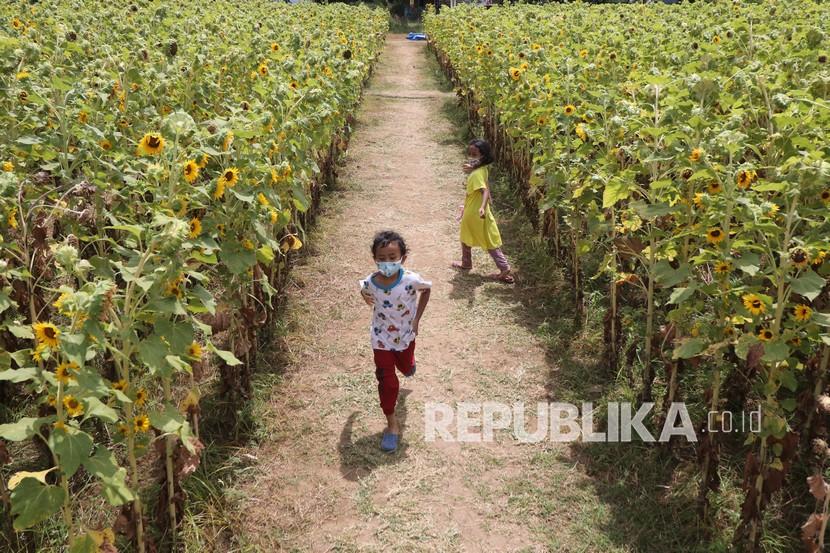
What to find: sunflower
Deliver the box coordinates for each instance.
[723,326,735,338]
[270,210,279,224]
[531,43,541,51]
[53,292,70,311]
[187,342,203,360]
[712,35,722,44]
[134,414,150,433]
[242,239,255,251]
[188,218,202,239]
[136,132,165,156]
[289,81,299,90]
[790,248,809,269]
[692,193,704,209]
[579,49,588,58]
[7,209,18,230]
[563,104,576,116]
[63,395,84,418]
[213,177,225,200]
[178,160,199,185]
[736,169,756,190]
[165,276,184,299]
[575,124,587,141]
[794,304,813,322]
[706,227,725,244]
[757,328,773,342]
[789,336,802,347]
[258,63,268,77]
[812,251,827,266]
[99,139,112,150]
[55,362,77,384]
[714,261,732,275]
[135,388,147,407]
[520,62,529,71]
[270,42,280,52]
[219,167,239,188]
[689,148,703,162]
[53,421,66,432]
[766,203,780,217]
[112,379,128,391]
[536,116,547,126]
[821,190,830,205]
[2,161,13,172]
[78,111,88,124]
[257,192,270,207]
[742,294,766,316]
[707,181,722,194]
[33,322,60,348]
[222,131,234,152]
[32,344,46,362]
[216,223,226,236]
[11,17,23,30]
[197,154,210,168]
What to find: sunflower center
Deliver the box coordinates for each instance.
[225,170,233,180]
[148,136,160,148]
[45,327,57,339]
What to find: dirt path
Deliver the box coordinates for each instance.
[236,36,598,553]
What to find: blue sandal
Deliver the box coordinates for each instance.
[381,431,399,452]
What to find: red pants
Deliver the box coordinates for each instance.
[374,340,416,415]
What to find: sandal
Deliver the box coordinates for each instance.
[380,431,399,452]
[488,272,515,284]
[451,261,472,271]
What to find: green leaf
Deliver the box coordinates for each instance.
[790,269,825,302]
[734,253,761,276]
[814,312,830,327]
[0,417,54,441]
[292,181,310,212]
[149,404,187,434]
[155,320,194,353]
[653,261,691,287]
[83,448,135,506]
[602,178,631,208]
[0,367,37,383]
[212,346,242,366]
[668,284,697,305]
[68,535,97,553]
[48,428,93,477]
[779,368,798,392]
[190,285,216,315]
[762,341,790,363]
[632,201,673,220]
[83,397,119,423]
[0,289,17,315]
[7,324,34,339]
[220,240,257,275]
[10,479,66,531]
[138,335,169,375]
[673,338,706,359]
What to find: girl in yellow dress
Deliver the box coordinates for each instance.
[452,139,514,283]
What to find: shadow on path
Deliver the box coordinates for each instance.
[338,389,412,482]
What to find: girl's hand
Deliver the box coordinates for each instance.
[412,318,420,336]
[360,290,374,306]
[478,206,486,218]
[456,205,464,222]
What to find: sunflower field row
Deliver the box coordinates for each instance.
[0,1,386,551]
[426,1,828,550]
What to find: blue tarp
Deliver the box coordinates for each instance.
[406,32,427,41]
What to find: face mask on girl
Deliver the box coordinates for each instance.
[376,260,402,277]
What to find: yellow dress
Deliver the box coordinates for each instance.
[460,166,502,250]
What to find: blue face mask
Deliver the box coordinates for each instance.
[376,260,402,278]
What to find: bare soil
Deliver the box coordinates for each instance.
[235,35,599,553]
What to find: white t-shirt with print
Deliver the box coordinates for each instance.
[359,269,432,351]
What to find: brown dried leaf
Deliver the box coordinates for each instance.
[801,513,825,552]
[808,475,829,501]
[0,441,10,465]
[175,438,204,480]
